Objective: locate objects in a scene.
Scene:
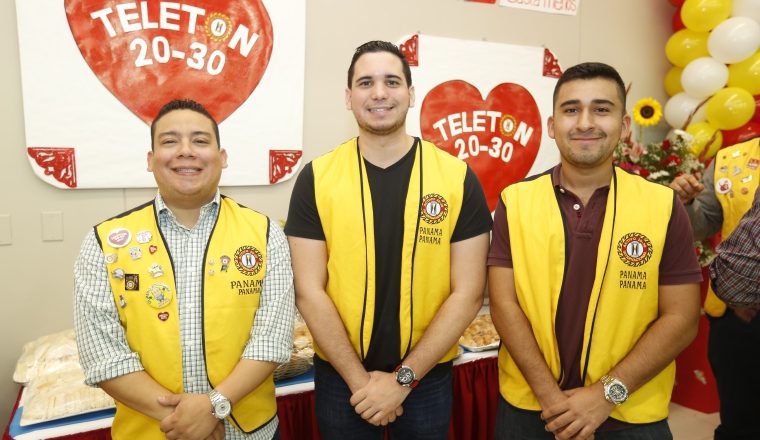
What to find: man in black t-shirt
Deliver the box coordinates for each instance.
[285,41,492,440]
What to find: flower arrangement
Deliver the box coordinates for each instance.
[614,129,704,186]
[613,97,714,266]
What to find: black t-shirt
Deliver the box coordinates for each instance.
[285,138,493,376]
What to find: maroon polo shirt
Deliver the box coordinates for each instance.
[488,165,702,430]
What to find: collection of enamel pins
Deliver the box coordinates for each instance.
[105,228,168,319]
[715,150,759,197]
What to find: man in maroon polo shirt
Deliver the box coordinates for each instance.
[488,62,702,440]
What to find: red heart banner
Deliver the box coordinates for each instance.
[420,81,543,211]
[64,0,273,124]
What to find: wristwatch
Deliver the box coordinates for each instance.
[394,364,419,389]
[600,375,629,405]
[208,388,232,419]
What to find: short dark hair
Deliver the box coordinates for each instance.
[347,41,412,89]
[553,62,627,111]
[150,100,220,150]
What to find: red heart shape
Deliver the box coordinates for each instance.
[158,312,170,321]
[108,228,131,247]
[421,81,543,211]
[149,245,158,254]
[64,1,273,124]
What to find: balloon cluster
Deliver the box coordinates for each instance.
[665,0,760,158]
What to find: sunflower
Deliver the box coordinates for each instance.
[632,98,663,126]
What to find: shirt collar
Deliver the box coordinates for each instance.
[155,190,221,220]
[552,163,613,192]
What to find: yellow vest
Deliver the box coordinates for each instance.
[499,167,675,423]
[704,137,760,317]
[95,197,276,439]
[312,138,466,362]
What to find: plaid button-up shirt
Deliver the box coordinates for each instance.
[710,188,760,308]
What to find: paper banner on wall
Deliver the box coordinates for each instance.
[399,34,562,211]
[15,0,305,189]
[498,0,579,16]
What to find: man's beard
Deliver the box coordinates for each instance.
[356,115,406,136]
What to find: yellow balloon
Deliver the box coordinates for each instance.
[705,87,756,130]
[681,0,733,32]
[664,66,685,96]
[687,121,724,159]
[665,29,710,67]
[727,51,760,95]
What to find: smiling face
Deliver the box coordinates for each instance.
[548,78,631,169]
[147,109,228,209]
[345,51,415,137]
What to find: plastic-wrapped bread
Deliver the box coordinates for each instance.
[14,329,78,384]
[20,368,115,426]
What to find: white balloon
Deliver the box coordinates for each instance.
[708,17,760,63]
[731,0,760,24]
[664,92,708,129]
[681,57,729,99]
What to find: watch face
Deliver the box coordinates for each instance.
[397,367,415,385]
[214,400,232,417]
[609,384,627,402]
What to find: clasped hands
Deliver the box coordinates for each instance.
[539,382,615,440]
[156,393,225,440]
[349,370,410,426]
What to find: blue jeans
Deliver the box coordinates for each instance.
[314,371,453,440]
[494,395,672,440]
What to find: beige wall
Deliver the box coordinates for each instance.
[0,0,673,424]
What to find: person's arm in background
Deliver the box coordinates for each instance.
[711,188,760,308]
[670,160,723,240]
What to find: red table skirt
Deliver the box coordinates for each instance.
[4,357,499,440]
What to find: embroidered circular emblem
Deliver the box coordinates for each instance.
[420,194,449,225]
[500,114,517,137]
[617,233,653,267]
[145,283,173,309]
[205,13,233,42]
[234,246,263,276]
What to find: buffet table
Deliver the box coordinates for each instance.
[4,352,499,440]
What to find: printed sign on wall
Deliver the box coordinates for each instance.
[498,0,579,16]
[16,0,304,189]
[399,34,563,211]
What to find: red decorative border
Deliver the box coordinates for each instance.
[27,147,77,188]
[400,35,419,67]
[543,48,563,79]
[269,150,303,184]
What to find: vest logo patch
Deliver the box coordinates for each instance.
[234,246,263,276]
[617,233,653,267]
[420,194,448,224]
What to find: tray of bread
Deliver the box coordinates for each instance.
[274,321,315,381]
[459,314,500,352]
